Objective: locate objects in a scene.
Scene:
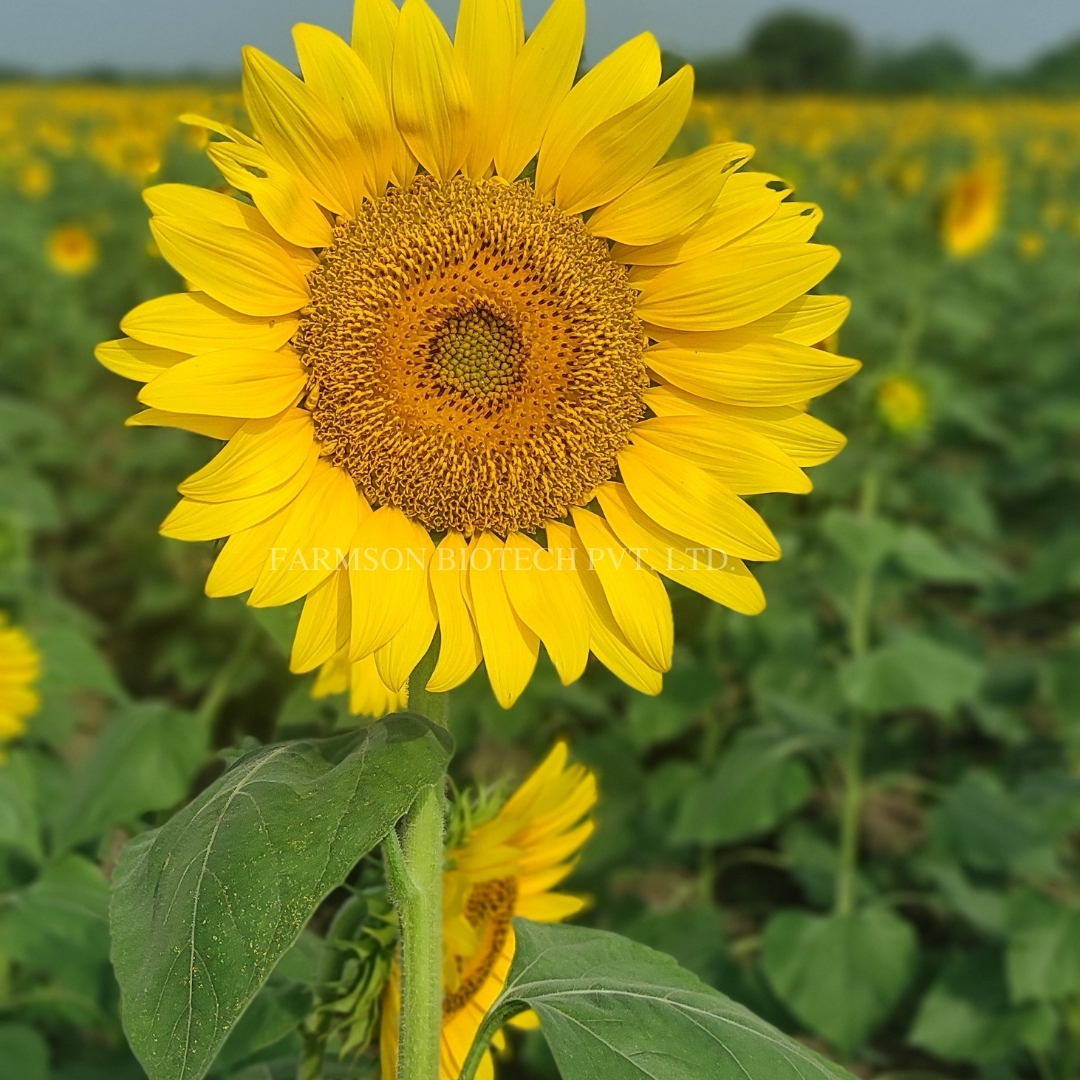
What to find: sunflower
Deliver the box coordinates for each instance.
[379,742,596,1080]
[48,223,98,276]
[98,0,858,710]
[0,615,41,754]
[941,162,1002,258]
[876,375,928,434]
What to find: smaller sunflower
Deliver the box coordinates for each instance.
[380,743,596,1080]
[941,162,1002,259]
[877,375,928,435]
[47,224,98,276]
[0,615,41,755]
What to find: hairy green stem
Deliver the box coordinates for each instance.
[835,469,878,917]
[393,640,448,1080]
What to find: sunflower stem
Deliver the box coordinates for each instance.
[394,640,447,1080]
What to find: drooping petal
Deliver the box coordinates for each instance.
[393,0,473,182]
[588,142,752,246]
[95,338,187,383]
[546,522,661,695]
[349,507,433,659]
[645,331,860,406]
[205,505,291,598]
[501,532,589,686]
[375,576,438,692]
[242,45,365,216]
[635,243,840,333]
[427,532,483,694]
[150,217,310,319]
[535,31,660,199]
[732,201,823,246]
[570,508,672,673]
[121,292,299,356]
[350,652,408,717]
[179,409,313,502]
[555,65,694,215]
[456,0,522,179]
[631,414,812,495]
[467,532,539,709]
[249,461,364,607]
[294,23,394,196]
[291,566,352,673]
[138,347,306,419]
[495,0,585,182]
[619,441,781,562]
[596,482,766,615]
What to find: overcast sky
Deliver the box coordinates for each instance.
[2,0,1079,76]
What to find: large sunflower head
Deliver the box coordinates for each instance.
[379,742,596,1080]
[99,0,859,710]
[0,615,41,754]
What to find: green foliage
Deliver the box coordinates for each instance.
[461,921,855,1080]
[111,717,451,1080]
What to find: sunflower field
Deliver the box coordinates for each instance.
[2,62,1080,1080]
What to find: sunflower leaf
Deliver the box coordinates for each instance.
[110,714,452,1080]
[460,919,856,1080]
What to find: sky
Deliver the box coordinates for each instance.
[1,0,1079,76]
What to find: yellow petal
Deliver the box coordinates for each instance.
[467,533,539,709]
[501,533,589,685]
[588,142,752,246]
[294,23,394,196]
[643,386,847,467]
[312,645,350,697]
[351,0,418,188]
[291,566,352,673]
[207,141,333,249]
[614,171,787,266]
[349,507,433,659]
[570,508,672,673]
[125,410,246,441]
[427,532,483,694]
[456,0,522,179]
[619,441,781,562]
[596,482,765,615]
[732,201,823,247]
[179,409,313,501]
[95,338,187,382]
[535,31,660,199]
[249,461,364,607]
[635,243,840,333]
[546,522,661,695]
[515,892,587,921]
[160,442,320,542]
[205,505,290,598]
[495,0,585,182]
[150,217,309,319]
[555,65,693,215]
[179,113,259,149]
[139,347,306,419]
[350,652,408,717]
[121,292,299,356]
[741,293,851,347]
[393,0,473,182]
[375,577,438,692]
[632,415,811,495]
[242,45,365,216]
[646,330,860,406]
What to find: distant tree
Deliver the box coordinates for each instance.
[746,11,859,91]
[1014,36,1080,93]
[865,41,978,94]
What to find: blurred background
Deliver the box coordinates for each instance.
[1,3,1080,1080]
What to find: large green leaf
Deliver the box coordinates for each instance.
[761,907,916,1055]
[111,715,451,1080]
[1005,889,1080,1003]
[461,920,855,1080]
[673,729,813,845]
[0,749,42,862]
[52,701,209,850]
[840,634,983,714]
